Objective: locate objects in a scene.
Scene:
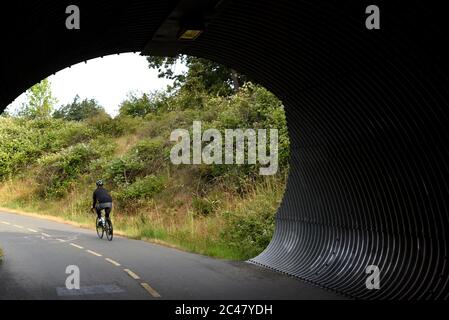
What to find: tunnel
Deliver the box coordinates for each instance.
[1,0,448,300]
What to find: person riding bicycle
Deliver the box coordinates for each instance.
[92,179,113,227]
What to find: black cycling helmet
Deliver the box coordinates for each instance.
[96,179,104,187]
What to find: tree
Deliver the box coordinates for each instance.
[118,93,152,118]
[147,55,247,96]
[20,78,57,119]
[53,95,105,121]
[118,91,171,117]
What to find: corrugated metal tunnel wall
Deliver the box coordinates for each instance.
[1,1,448,299]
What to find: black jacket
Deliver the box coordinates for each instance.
[92,187,113,208]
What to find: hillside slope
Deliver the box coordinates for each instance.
[0,84,289,260]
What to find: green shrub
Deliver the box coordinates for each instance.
[103,137,169,186]
[114,175,165,201]
[84,113,143,137]
[104,154,144,186]
[37,142,103,198]
[110,115,145,136]
[53,95,105,121]
[132,137,167,162]
[221,211,275,259]
[0,118,49,178]
[51,122,96,148]
[220,188,279,259]
[119,91,170,117]
[192,196,217,216]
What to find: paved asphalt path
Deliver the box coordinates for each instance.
[0,210,344,300]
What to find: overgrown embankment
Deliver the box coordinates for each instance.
[0,83,289,260]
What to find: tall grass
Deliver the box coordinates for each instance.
[0,174,286,260]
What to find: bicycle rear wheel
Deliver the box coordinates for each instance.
[96,217,104,239]
[105,219,113,241]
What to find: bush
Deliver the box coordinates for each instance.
[37,142,103,198]
[0,118,50,178]
[51,122,97,148]
[132,137,166,162]
[119,91,170,117]
[53,95,105,121]
[110,115,145,136]
[192,196,217,216]
[221,211,275,259]
[220,189,279,259]
[103,137,169,186]
[133,137,170,173]
[104,154,144,186]
[114,175,165,201]
[84,113,142,137]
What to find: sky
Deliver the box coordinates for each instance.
[6,53,186,117]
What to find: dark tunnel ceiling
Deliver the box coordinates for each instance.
[1,1,448,299]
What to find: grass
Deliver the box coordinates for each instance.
[0,175,286,261]
[0,247,3,262]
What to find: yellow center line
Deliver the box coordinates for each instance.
[141,282,161,298]
[105,258,121,267]
[27,228,38,233]
[13,224,24,229]
[41,233,51,237]
[86,250,102,257]
[70,243,84,249]
[124,269,140,280]
[1,221,11,225]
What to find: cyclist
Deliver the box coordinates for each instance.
[92,179,113,227]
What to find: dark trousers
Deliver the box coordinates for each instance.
[96,204,112,220]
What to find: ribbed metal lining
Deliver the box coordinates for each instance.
[1,0,448,299]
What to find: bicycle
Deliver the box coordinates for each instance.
[91,208,113,241]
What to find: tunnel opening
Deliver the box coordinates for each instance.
[0,0,448,300]
[1,52,291,263]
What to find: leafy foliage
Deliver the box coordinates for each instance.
[220,185,280,259]
[37,142,104,198]
[19,78,57,119]
[147,55,247,96]
[104,154,144,186]
[114,175,165,201]
[192,196,218,216]
[53,95,105,121]
[118,91,171,117]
